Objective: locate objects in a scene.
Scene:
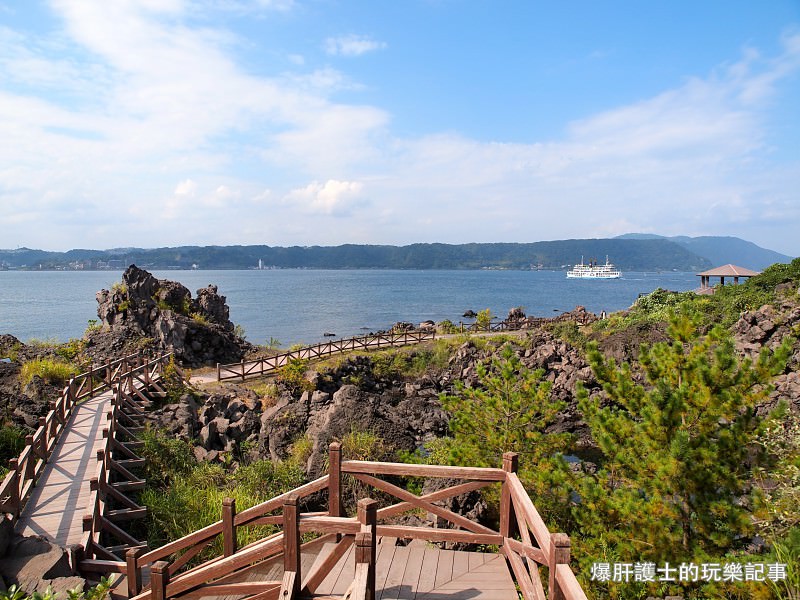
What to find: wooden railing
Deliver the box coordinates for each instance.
[217,331,436,382]
[80,354,177,565]
[0,351,154,522]
[110,445,587,600]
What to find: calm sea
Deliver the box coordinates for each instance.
[0,270,698,346]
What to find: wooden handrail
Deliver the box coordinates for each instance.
[342,460,506,481]
[216,330,436,382]
[0,351,169,524]
[77,441,590,600]
[76,354,173,563]
[555,564,589,600]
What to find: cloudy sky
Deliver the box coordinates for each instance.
[1,1,799,255]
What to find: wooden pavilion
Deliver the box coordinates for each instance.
[696,264,760,294]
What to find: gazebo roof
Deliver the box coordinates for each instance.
[697,264,761,277]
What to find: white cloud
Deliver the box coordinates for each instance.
[285,180,365,216]
[324,35,387,57]
[0,3,797,254]
[174,179,197,196]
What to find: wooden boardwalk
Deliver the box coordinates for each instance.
[15,391,113,546]
[311,538,517,600]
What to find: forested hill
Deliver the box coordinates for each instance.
[0,239,714,271]
[616,233,791,270]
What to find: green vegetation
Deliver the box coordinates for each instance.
[475,308,492,329]
[155,295,192,315]
[546,320,589,350]
[139,429,306,552]
[0,237,726,271]
[190,311,210,325]
[369,342,452,379]
[593,257,800,337]
[0,425,25,462]
[54,338,86,362]
[19,358,79,386]
[111,281,127,295]
[437,319,459,334]
[0,339,22,362]
[436,342,575,528]
[441,343,570,467]
[0,425,26,476]
[0,577,114,600]
[276,358,315,393]
[755,417,800,539]
[574,314,793,597]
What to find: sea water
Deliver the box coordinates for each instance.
[0,270,698,346]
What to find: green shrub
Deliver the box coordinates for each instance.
[140,455,305,553]
[19,358,79,386]
[190,312,210,325]
[140,428,195,486]
[55,338,85,362]
[437,319,459,334]
[276,358,314,392]
[547,320,588,350]
[0,425,26,464]
[475,308,492,329]
[0,575,114,600]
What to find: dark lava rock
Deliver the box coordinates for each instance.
[90,264,251,367]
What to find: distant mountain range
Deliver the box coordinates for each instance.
[615,234,792,270]
[0,236,792,272]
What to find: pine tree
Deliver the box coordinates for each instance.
[441,342,575,528]
[442,343,571,467]
[575,314,792,562]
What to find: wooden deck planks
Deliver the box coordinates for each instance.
[15,392,114,546]
[309,537,516,600]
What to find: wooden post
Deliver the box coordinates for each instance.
[7,459,19,517]
[355,531,376,600]
[126,547,145,597]
[549,533,571,600]
[216,363,221,382]
[357,498,377,598]
[500,452,519,539]
[222,497,237,557]
[24,436,35,481]
[38,417,47,459]
[82,514,93,532]
[151,561,170,600]
[328,443,342,518]
[283,495,301,596]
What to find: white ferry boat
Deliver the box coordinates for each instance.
[566,256,621,279]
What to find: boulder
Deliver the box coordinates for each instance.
[0,535,86,595]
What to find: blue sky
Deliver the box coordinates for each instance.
[1,0,799,255]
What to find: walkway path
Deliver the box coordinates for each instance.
[16,391,113,546]
[311,538,517,600]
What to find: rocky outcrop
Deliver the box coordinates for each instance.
[91,265,250,367]
[733,301,800,415]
